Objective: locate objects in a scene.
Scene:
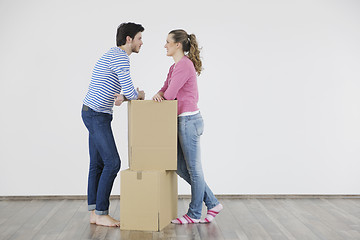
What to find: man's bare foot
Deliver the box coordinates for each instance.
[96,214,120,227]
[90,210,96,224]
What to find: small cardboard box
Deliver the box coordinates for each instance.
[128,100,177,171]
[120,169,178,231]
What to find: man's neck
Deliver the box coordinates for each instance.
[119,45,132,56]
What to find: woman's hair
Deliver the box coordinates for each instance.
[169,29,202,75]
[116,22,144,46]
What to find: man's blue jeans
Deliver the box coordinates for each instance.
[177,112,219,219]
[81,105,121,215]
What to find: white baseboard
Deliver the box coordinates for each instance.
[1,194,360,201]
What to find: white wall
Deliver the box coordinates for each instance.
[1,0,359,196]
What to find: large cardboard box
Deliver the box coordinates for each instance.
[120,169,178,231]
[128,100,177,171]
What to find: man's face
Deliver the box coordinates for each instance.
[131,32,143,53]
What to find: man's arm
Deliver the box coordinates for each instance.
[110,52,139,100]
[114,93,125,106]
[136,87,145,100]
[114,88,145,106]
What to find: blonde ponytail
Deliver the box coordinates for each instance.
[188,34,202,76]
[169,29,203,76]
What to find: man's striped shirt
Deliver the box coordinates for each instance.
[83,47,138,114]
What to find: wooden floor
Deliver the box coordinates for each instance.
[1,197,360,240]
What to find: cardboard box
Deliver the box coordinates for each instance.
[120,169,178,231]
[128,100,177,171]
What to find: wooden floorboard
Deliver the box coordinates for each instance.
[307,199,360,239]
[0,198,360,240]
[282,199,347,240]
[2,200,43,240]
[258,199,319,240]
[245,199,291,240]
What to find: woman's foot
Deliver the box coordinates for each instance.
[200,203,223,223]
[171,214,200,224]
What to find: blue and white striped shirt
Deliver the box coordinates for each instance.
[83,47,138,114]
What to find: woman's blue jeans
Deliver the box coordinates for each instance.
[177,112,219,219]
[81,105,121,215]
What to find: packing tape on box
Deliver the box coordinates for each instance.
[137,172,142,180]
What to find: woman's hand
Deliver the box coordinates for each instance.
[114,93,124,106]
[152,92,164,102]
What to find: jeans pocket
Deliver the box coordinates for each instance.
[94,112,112,127]
[195,118,204,136]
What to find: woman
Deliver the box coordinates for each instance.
[153,29,223,224]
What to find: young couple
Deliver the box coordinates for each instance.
[82,22,222,227]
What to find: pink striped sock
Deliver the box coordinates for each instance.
[171,214,200,224]
[200,203,223,223]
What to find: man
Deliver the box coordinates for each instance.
[81,22,145,227]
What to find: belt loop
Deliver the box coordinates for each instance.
[82,105,89,111]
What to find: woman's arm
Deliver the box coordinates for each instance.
[163,61,191,100]
[153,65,174,101]
[152,91,164,102]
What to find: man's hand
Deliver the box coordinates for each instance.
[152,92,164,102]
[114,93,124,106]
[137,87,145,100]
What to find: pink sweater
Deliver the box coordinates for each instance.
[160,56,199,115]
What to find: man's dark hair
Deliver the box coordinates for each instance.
[116,22,144,46]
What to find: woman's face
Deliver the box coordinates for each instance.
[164,34,178,56]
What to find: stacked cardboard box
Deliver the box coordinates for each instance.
[120,100,178,231]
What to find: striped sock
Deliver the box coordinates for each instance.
[171,214,200,224]
[200,203,223,223]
